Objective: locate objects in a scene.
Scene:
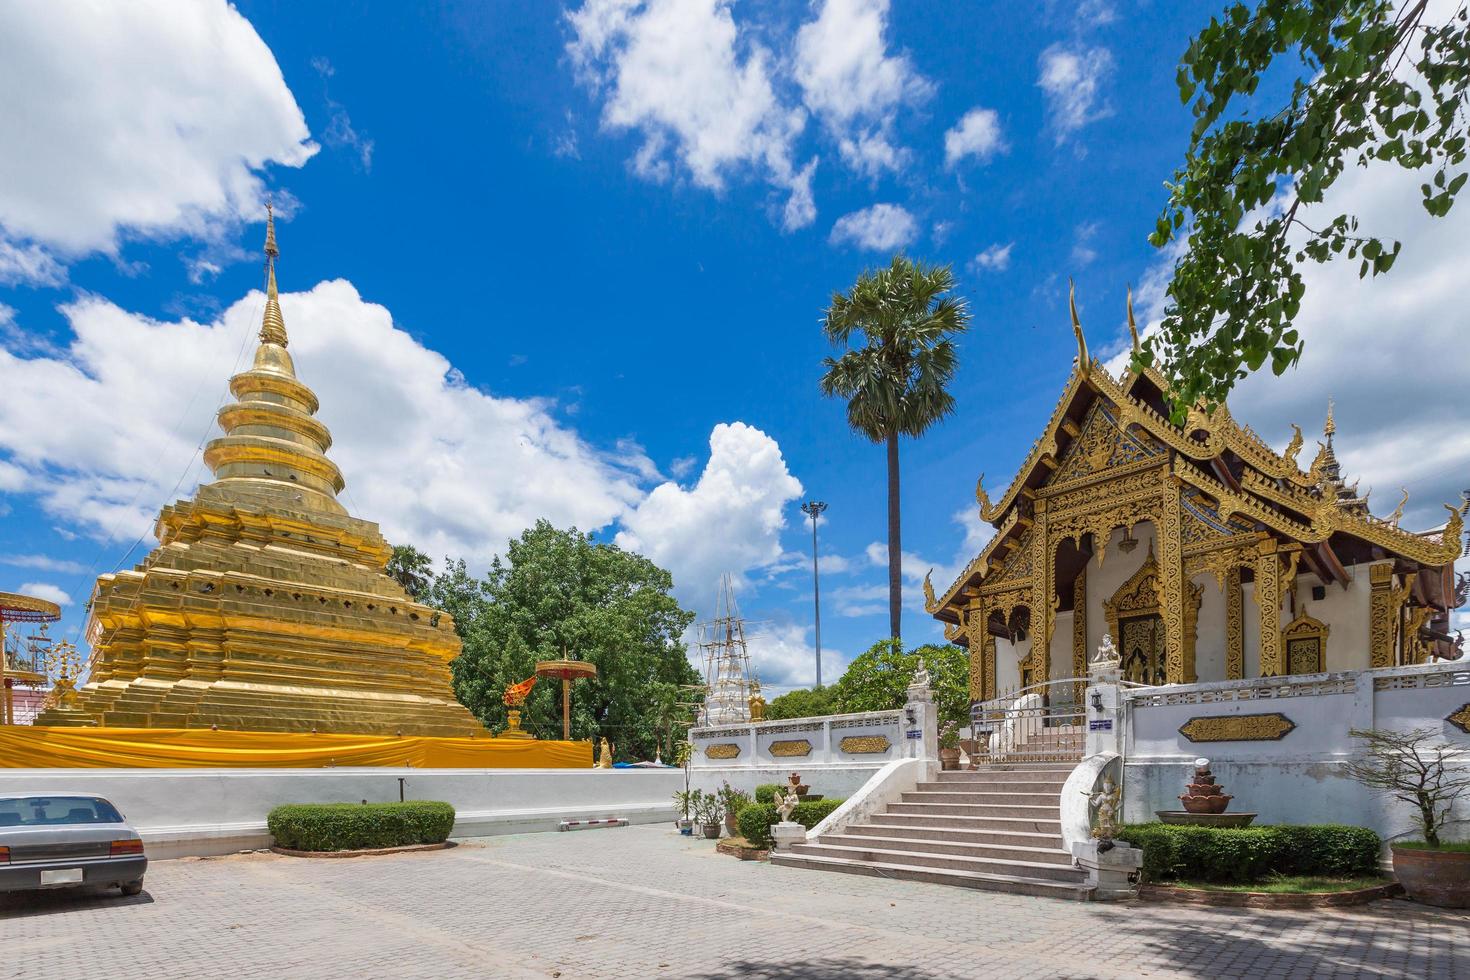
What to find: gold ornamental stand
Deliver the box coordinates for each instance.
[534,660,598,740]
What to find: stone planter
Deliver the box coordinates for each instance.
[938,747,962,771]
[701,822,722,840]
[1391,845,1470,908]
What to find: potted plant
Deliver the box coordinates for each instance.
[673,741,694,834]
[716,781,751,836]
[690,790,722,839]
[937,721,962,771]
[672,790,694,835]
[1345,727,1470,908]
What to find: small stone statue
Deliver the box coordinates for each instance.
[1086,776,1121,840]
[776,785,799,823]
[597,737,612,769]
[911,657,931,690]
[1092,632,1121,669]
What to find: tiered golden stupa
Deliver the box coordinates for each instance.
[32,212,486,741]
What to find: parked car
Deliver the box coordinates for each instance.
[0,794,147,896]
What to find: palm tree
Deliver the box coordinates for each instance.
[819,256,969,641]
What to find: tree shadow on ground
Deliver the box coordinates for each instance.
[690,957,943,980]
[0,885,154,920]
[1093,898,1470,978]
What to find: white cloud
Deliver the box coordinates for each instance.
[1,554,87,574]
[0,240,65,287]
[971,242,1014,273]
[745,621,844,691]
[1114,146,1470,533]
[856,508,993,626]
[1072,220,1100,266]
[829,203,918,252]
[311,57,374,171]
[1037,44,1114,144]
[793,0,933,177]
[1076,0,1118,27]
[566,0,815,228]
[0,0,315,261]
[616,422,803,610]
[0,281,651,569]
[944,108,1006,168]
[16,583,72,607]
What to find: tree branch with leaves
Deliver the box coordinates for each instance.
[1144,0,1470,414]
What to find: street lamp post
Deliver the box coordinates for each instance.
[800,500,828,688]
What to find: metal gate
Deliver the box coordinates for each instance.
[969,678,1087,764]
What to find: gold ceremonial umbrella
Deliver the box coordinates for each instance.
[534,659,597,741]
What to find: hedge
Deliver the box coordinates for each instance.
[753,784,786,805]
[1119,823,1381,883]
[267,801,456,852]
[736,798,844,848]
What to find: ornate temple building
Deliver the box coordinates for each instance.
[35,213,485,737]
[926,292,1466,701]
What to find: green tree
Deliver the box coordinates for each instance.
[386,544,434,601]
[764,685,837,721]
[831,639,970,728]
[448,520,699,762]
[1147,0,1470,412]
[820,256,969,641]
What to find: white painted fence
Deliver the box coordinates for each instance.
[1114,662,1470,843]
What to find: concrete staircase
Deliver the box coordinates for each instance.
[770,763,1091,900]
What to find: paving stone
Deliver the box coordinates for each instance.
[1,826,1466,978]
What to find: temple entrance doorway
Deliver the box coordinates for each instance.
[1120,613,1167,686]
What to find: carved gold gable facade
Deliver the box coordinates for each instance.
[926,310,1465,702]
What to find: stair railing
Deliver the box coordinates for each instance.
[970,678,1088,764]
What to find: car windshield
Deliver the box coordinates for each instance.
[0,796,124,827]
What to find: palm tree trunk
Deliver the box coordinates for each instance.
[886,429,902,641]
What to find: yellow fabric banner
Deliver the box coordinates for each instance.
[0,726,593,769]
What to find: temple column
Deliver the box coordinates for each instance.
[967,596,987,702]
[1255,540,1284,676]
[1071,572,1087,680]
[1030,499,1053,683]
[1157,484,1187,683]
[1367,561,1398,669]
[1225,566,1244,680]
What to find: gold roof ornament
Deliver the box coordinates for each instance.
[1069,278,1089,373]
[1126,285,1140,352]
[1282,424,1304,469]
[1324,398,1336,439]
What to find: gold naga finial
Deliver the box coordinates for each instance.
[922,569,938,613]
[1388,488,1410,527]
[1323,397,1336,439]
[260,203,288,347]
[1069,278,1089,372]
[1126,284,1140,352]
[975,472,994,516]
[1282,423,1304,469]
[1442,503,1465,562]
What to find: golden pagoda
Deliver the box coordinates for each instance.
[34,211,485,738]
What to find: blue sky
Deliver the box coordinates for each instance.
[2,1,1466,691]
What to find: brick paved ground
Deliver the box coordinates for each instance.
[2,826,1465,979]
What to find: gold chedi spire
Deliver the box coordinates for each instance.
[1324,397,1336,439]
[199,207,346,516]
[260,203,288,348]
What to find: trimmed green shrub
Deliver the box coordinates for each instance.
[268,801,456,852]
[1119,823,1380,883]
[753,784,785,805]
[736,798,845,848]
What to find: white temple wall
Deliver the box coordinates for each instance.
[1083,522,1159,661]
[1192,574,1227,682]
[1050,610,1074,680]
[1301,564,1373,673]
[995,635,1024,695]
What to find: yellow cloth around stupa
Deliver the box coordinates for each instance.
[12,212,587,769]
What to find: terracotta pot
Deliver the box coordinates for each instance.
[1179,794,1232,814]
[724,811,739,834]
[702,822,722,840]
[1392,845,1470,908]
[938,747,962,771]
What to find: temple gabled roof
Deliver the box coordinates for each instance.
[927,292,1466,624]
